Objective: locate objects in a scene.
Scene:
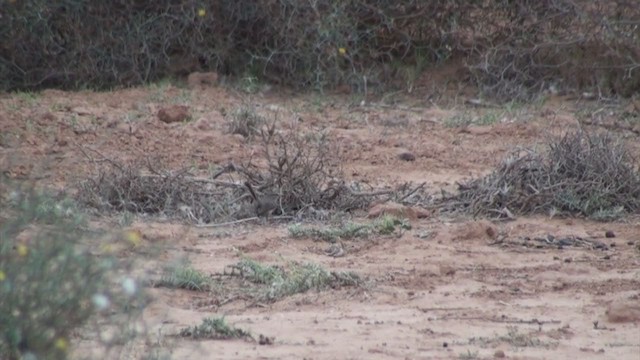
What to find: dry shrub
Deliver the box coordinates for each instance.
[75,130,386,222]
[464,0,640,100]
[241,126,371,216]
[3,1,638,100]
[454,130,640,220]
[76,160,236,223]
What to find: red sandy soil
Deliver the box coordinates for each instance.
[1,80,639,359]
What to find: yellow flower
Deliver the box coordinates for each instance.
[16,244,28,257]
[124,230,142,247]
[101,243,115,253]
[0,271,5,281]
[338,47,347,55]
[198,8,206,17]
[54,337,68,352]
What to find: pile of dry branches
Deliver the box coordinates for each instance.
[76,127,427,223]
[452,130,640,220]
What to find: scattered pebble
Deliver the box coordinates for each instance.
[157,105,190,123]
[258,334,274,345]
[398,152,416,161]
[606,301,640,323]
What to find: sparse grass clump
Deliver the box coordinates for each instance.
[444,111,501,128]
[156,265,211,291]
[288,222,371,242]
[288,215,410,242]
[0,182,145,360]
[228,105,266,138]
[232,258,283,285]
[179,317,251,340]
[453,130,640,220]
[76,160,235,223]
[466,326,558,349]
[230,258,362,301]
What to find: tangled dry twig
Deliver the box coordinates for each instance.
[452,130,640,220]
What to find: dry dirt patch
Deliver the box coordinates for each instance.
[1,85,639,359]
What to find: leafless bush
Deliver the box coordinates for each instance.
[464,0,640,100]
[3,1,638,100]
[227,105,266,139]
[76,160,239,223]
[75,128,429,222]
[240,125,371,216]
[453,130,640,220]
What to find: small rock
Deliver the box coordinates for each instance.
[157,105,190,123]
[439,265,456,276]
[41,112,57,122]
[193,117,213,131]
[187,72,219,89]
[606,301,640,323]
[72,107,93,116]
[55,137,68,147]
[258,334,274,345]
[485,226,497,239]
[398,152,416,161]
[494,349,506,358]
[605,230,615,238]
[461,125,492,135]
[367,202,430,220]
[116,121,136,135]
[105,118,119,128]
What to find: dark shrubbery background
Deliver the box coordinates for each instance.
[1,0,638,99]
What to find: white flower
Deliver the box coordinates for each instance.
[122,277,137,296]
[92,294,110,310]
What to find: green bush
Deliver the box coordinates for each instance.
[1,1,637,99]
[0,183,144,359]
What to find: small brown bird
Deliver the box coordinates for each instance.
[244,182,279,217]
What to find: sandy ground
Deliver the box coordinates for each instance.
[1,81,639,359]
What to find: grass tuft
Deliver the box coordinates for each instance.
[179,317,251,340]
[156,265,211,291]
[288,215,410,242]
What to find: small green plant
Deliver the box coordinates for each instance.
[444,110,501,127]
[288,222,371,242]
[156,265,211,291]
[376,215,411,234]
[458,349,479,359]
[499,326,550,348]
[466,326,557,350]
[228,105,265,138]
[233,258,283,285]
[238,75,262,94]
[0,183,145,360]
[147,80,174,102]
[14,91,39,106]
[179,317,251,340]
[231,258,362,301]
[288,215,409,242]
[171,89,192,105]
